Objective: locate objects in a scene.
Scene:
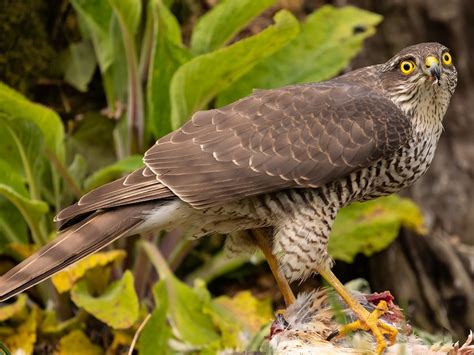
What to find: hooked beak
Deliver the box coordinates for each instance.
[425,56,441,85]
[429,63,441,85]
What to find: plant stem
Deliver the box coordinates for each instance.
[138,0,155,84]
[14,203,47,246]
[115,12,144,154]
[141,240,172,280]
[184,250,264,285]
[133,232,156,299]
[167,237,195,272]
[5,124,40,200]
[45,148,82,199]
[51,165,62,214]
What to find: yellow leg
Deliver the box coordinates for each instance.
[252,229,296,306]
[320,268,398,354]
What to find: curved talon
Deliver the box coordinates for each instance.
[337,301,398,354]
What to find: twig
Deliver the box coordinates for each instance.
[128,313,152,355]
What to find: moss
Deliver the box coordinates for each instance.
[0,0,55,94]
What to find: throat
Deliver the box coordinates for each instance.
[394,85,448,136]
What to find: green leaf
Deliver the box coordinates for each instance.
[206,291,273,350]
[138,281,172,353]
[0,160,49,245]
[83,155,143,191]
[67,154,88,193]
[329,195,426,263]
[52,250,126,293]
[142,241,220,347]
[0,82,65,161]
[146,0,191,138]
[70,0,115,72]
[62,40,97,92]
[40,310,85,335]
[3,306,38,354]
[0,198,28,246]
[66,113,117,174]
[108,0,142,38]
[0,294,27,321]
[109,0,144,152]
[56,330,103,355]
[190,0,276,55]
[70,0,127,106]
[185,248,264,284]
[170,9,300,128]
[71,270,139,329]
[217,5,382,106]
[0,117,42,245]
[0,117,45,199]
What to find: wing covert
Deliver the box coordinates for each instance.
[144,82,412,208]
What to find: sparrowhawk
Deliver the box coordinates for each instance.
[0,42,457,353]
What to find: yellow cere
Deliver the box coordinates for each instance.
[425,56,439,68]
[442,52,452,65]
[400,60,416,75]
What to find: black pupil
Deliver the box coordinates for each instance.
[403,63,411,71]
[444,54,449,61]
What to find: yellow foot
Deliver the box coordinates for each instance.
[319,268,398,354]
[335,300,398,354]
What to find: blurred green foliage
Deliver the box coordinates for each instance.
[0,1,425,353]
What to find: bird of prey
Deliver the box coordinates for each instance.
[0,42,457,354]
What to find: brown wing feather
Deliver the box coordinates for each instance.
[1,202,156,301]
[144,81,412,208]
[54,167,174,229]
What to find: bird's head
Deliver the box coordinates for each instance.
[380,42,457,117]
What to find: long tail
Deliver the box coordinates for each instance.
[0,202,157,302]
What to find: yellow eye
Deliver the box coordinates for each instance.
[400,60,416,75]
[442,52,452,65]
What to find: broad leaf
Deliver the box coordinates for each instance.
[52,250,126,293]
[108,0,142,39]
[170,10,300,128]
[0,82,65,161]
[138,281,172,353]
[0,160,48,244]
[40,310,84,335]
[212,291,272,334]
[67,154,88,196]
[71,270,139,329]
[206,291,272,350]
[0,294,27,321]
[329,195,426,263]
[217,5,382,106]
[190,0,276,55]
[142,241,220,347]
[62,40,97,92]
[146,0,191,138]
[56,330,103,355]
[0,198,28,246]
[84,155,143,191]
[3,306,38,354]
[70,0,115,72]
[0,117,44,199]
[66,113,117,174]
[70,0,127,106]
